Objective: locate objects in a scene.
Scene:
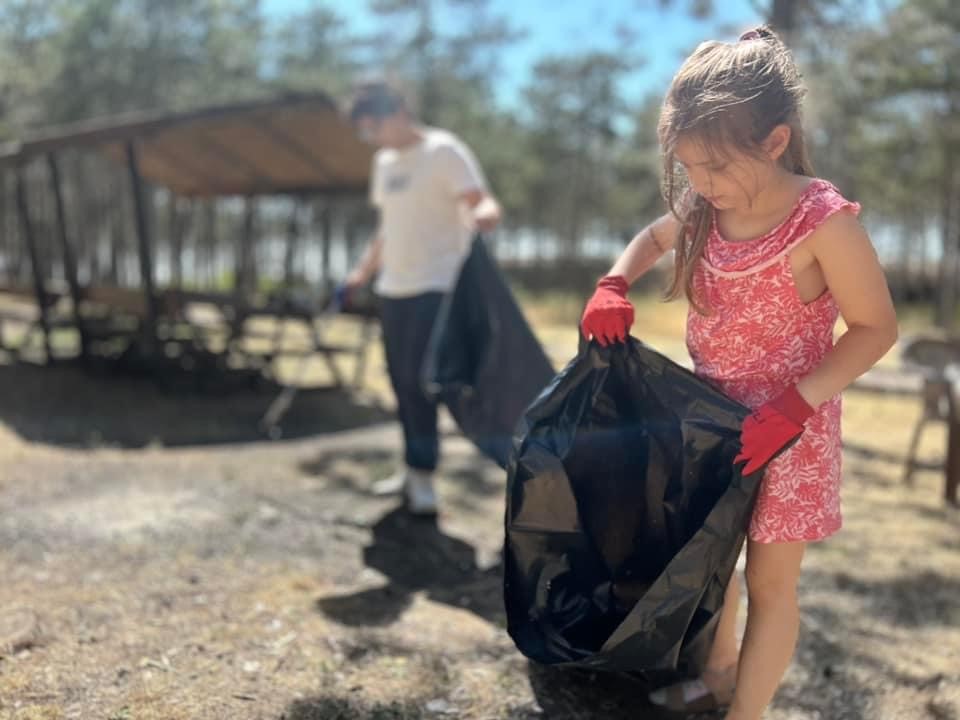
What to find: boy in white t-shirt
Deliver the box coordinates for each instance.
[345,81,502,514]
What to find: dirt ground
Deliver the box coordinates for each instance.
[0,316,959,720]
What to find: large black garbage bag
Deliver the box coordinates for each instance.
[504,339,762,678]
[423,237,554,468]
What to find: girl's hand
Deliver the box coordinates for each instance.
[734,385,814,475]
[580,275,635,346]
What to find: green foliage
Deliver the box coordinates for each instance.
[1,0,956,323]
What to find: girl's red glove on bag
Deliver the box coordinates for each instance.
[580,275,634,346]
[734,385,815,475]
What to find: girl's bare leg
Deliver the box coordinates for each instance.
[725,539,806,720]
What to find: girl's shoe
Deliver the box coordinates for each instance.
[648,665,736,713]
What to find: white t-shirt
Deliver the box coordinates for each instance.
[370,127,487,298]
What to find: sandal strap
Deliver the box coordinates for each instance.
[659,679,719,711]
[651,674,736,712]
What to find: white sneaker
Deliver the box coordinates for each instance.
[371,469,408,496]
[404,469,438,515]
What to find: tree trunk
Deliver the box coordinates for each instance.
[235,198,257,299]
[168,193,182,289]
[950,213,960,331]
[935,148,958,327]
[344,209,358,271]
[318,201,333,286]
[108,176,124,286]
[768,0,798,39]
[0,171,10,281]
[201,200,217,286]
[283,199,301,285]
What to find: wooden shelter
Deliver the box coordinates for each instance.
[0,93,378,424]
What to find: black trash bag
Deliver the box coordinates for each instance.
[504,339,763,679]
[423,237,555,468]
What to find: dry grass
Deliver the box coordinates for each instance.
[0,296,958,720]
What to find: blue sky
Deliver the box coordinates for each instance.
[262,0,764,107]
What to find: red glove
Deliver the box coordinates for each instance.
[580,275,635,346]
[734,386,815,475]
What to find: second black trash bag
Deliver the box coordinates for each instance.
[504,339,762,679]
[422,237,555,469]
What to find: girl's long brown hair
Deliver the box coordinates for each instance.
[659,26,814,313]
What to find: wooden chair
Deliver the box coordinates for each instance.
[900,335,960,486]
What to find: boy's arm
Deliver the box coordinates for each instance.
[459,188,501,232]
[346,225,384,287]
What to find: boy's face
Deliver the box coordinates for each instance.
[354,114,382,145]
[354,112,406,149]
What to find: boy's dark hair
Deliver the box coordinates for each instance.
[348,81,406,123]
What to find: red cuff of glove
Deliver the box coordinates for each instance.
[597,275,629,296]
[768,385,815,426]
[734,385,816,476]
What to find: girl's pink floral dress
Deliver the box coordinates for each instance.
[687,179,860,543]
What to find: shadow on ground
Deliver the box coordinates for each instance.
[526,662,687,720]
[0,358,390,447]
[281,669,676,720]
[316,508,504,627]
[282,696,426,720]
[830,569,960,628]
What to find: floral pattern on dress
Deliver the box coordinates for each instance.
[686,179,860,543]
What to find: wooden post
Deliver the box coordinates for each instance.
[944,364,960,506]
[74,155,96,284]
[107,175,122,285]
[272,199,302,352]
[229,197,256,343]
[47,153,89,362]
[201,199,216,286]
[126,141,159,352]
[236,197,256,299]
[344,210,358,269]
[319,202,332,287]
[283,198,301,286]
[15,166,53,362]
[168,193,182,290]
[1,173,19,279]
[0,172,7,274]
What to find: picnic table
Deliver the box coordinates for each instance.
[0,282,380,434]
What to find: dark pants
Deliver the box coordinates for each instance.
[380,292,444,472]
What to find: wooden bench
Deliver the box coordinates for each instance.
[0,284,379,396]
[253,293,380,437]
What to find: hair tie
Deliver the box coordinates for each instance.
[739,27,772,42]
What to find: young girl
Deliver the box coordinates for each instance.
[580,27,898,720]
